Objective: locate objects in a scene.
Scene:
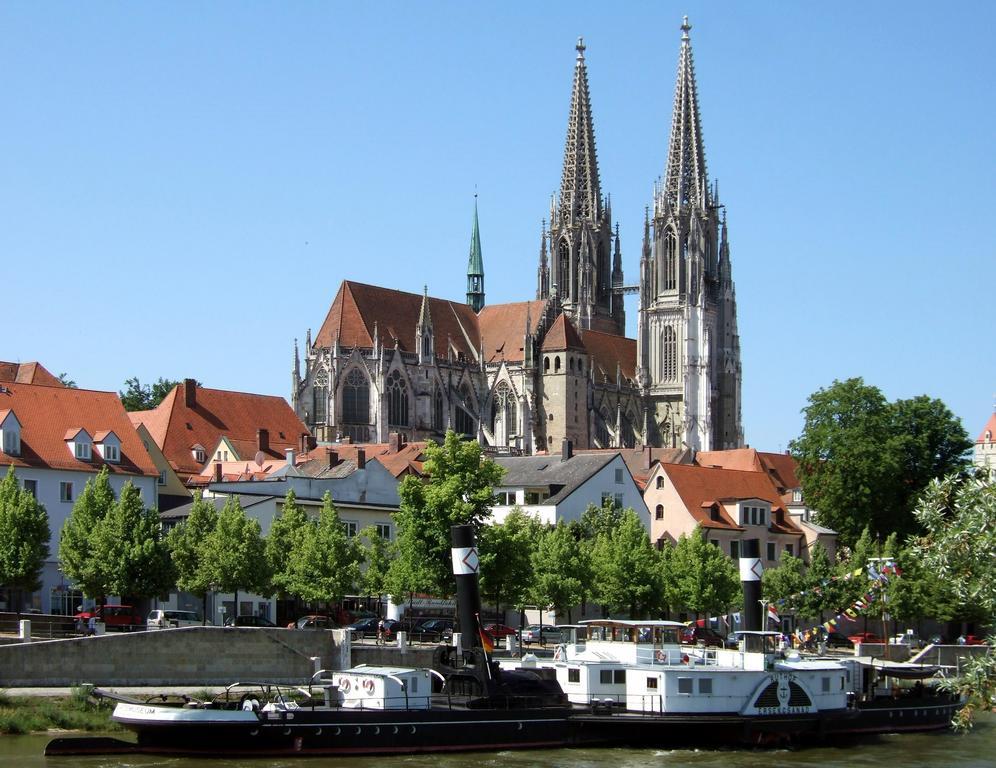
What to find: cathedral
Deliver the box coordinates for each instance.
[293,19,743,454]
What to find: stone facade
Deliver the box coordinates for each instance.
[293,21,742,455]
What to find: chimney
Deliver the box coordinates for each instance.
[213,461,222,482]
[389,432,402,453]
[642,445,652,471]
[327,450,339,469]
[739,539,763,632]
[561,438,573,462]
[184,378,197,408]
[257,428,269,453]
[356,448,366,470]
[285,447,295,466]
[300,433,308,454]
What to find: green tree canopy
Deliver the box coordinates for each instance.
[265,489,311,597]
[0,468,50,607]
[589,509,665,618]
[390,431,503,597]
[94,482,174,599]
[119,376,182,412]
[358,525,395,600]
[166,492,218,622]
[201,495,270,603]
[913,473,996,729]
[530,521,590,622]
[790,378,970,546]
[284,492,361,605]
[59,467,117,598]
[664,528,742,618]
[478,507,540,617]
[761,551,807,614]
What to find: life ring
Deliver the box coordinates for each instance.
[553,645,564,661]
[363,679,375,696]
[680,654,690,664]
[339,678,351,694]
[655,650,666,663]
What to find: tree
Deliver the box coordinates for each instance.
[94,482,174,600]
[530,521,589,622]
[265,489,311,597]
[284,492,361,607]
[119,376,181,412]
[913,473,996,730]
[664,528,741,618]
[59,467,117,598]
[761,552,807,615]
[201,495,270,609]
[478,508,540,617]
[790,378,970,546]
[57,372,77,388]
[797,543,847,623]
[0,468,50,610]
[390,431,503,597]
[166,492,219,622]
[358,525,394,601]
[573,500,623,541]
[589,509,665,618]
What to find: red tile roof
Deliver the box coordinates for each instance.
[581,328,637,382]
[298,441,427,479]
[130,380,312,481]
[977,412,996,443]
[314,281,481,361]
[661,463,802,534]
[0,383,157,477]
[540,313,585,352]
[576,446,693,484]
[0,361,63,387]
[478,300,547,363]
[697,448,802,495]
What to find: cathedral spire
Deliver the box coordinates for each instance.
[661,16,709,212]
[466,195,485,312]
[557,37,602,225]
[537,219,549,299]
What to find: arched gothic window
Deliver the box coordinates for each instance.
[422,334,432,358]
[664,229,677,291]
[342,368,369,424]
[544,357,550,372]
[491,381,518,446]
[312,386,327,424]
[554,356,561,372]
[433,388,444,432]
[662,326,677,382]
[387,370,409,427]
[558,240,570,300]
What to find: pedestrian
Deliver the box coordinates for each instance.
[87,615,96,636]
[377,618,386,645]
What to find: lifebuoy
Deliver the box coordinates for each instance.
[680,654,689,664]
[339,678,351,694]
[363,678,375,695]
[655,649,666,663]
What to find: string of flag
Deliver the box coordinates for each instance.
[771,560,900,609]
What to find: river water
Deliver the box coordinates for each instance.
[4,715,995,768]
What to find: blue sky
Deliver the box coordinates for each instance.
[4,1,994,451]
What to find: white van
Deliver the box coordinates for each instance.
[147,609,209,629]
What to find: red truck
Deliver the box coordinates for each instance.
[74,605,144,632]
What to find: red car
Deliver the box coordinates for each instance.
[484,623,517,640]
[681,626,726,648]
[847,632,885,644]
[960,635,989,646]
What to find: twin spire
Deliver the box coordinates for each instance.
[660,16,709,212]
[557,37,602,226]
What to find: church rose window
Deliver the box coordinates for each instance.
[387,370,409,427]
[342,368,369,425]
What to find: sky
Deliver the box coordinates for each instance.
[3,1,994,452]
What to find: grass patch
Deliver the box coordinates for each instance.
[0,689,120,735]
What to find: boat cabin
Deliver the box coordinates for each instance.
[332,666,433,710]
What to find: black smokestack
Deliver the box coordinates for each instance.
[740,538,763,632]
[451,524,482,649]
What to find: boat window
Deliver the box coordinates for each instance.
[699,678,712,694]
[568,668,580,684]
[677,677,693,694]
[646,677,658,690]
[614,670,625,684]
[411,677,418,693]
[822,677,831,693]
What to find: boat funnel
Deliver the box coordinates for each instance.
[451,524,483,649]
[739,538,763,631]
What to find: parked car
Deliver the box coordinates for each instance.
[847,632,885,645]
[958,635,989,646]
[889,633,924,649]
[288,615,337,630]
[411,618,454,642]
[348,617,403,640]
[224,615,277,627]
[521,624,562,645]
[825,631,854,649]
[483,623,517,640]
[680,626,726,648]
[74,605,143,632]
[147,609,208,629]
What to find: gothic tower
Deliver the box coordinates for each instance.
[466,196,485,312]
[538,38,623,336]
[638,17,743,451]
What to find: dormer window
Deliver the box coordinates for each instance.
[192,444,206,464]
[739,502,769,527]
[0,410,21,456]
[66,428,93,461]
[94,431,121,464]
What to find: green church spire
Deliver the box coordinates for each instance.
[466,194,485,312]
